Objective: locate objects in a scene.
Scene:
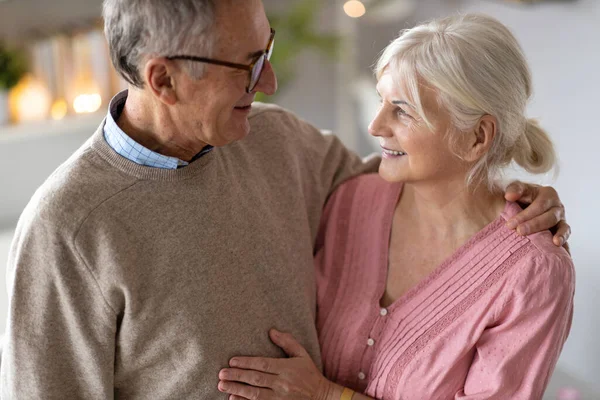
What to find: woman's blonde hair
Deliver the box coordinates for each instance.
[375,13,556,189]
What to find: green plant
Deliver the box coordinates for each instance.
[258,0,341,102]
[0,43,27,91]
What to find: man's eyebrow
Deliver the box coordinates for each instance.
[246,50,264,61]
[246,28,273,61]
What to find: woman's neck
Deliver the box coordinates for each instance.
[397,179,506,242]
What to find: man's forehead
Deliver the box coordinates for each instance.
[215,28,271,62]
[215,0,267,29]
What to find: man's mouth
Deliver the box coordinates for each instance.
[234,104,252,111]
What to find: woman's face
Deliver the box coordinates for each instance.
[369,71,469,185]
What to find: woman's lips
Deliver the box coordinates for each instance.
[381,147,407,158]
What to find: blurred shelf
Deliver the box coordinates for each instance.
[0,112,104,143]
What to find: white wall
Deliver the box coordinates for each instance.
[0,114,103,228]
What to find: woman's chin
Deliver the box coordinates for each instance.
[378,166,406,183]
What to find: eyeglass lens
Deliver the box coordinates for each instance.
[248,38,274,92]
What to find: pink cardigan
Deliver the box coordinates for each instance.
[315,174,574,400]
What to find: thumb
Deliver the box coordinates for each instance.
[270,329,308,358]
[504,180,526,202]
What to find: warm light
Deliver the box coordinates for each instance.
[70,73,103,115]
[8,75,52,123]
[51,99,68,120]
[73,93,102,114]
[344,0,366,18]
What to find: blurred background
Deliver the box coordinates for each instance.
[0,0,598,398]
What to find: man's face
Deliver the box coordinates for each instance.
[174,0,277,148]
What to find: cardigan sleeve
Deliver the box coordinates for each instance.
[455,252,575,400]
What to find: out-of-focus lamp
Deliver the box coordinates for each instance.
[72,77,103,114]
[73,93,102,114]
[344,0,366,18]
[8,74,52,123]
[51,99,68,120]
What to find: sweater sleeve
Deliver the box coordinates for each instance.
[314,130,380,200]
[288,114,380,249]
[455,252,575,400]
[1,216,117,399]
[250,106,381,247]
[261,106,380,203]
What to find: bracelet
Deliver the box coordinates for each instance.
[341,387,355,400]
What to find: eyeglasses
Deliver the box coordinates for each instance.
[167,29,275,93]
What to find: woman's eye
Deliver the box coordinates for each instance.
[396,107,408,117]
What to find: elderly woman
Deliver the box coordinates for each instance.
[218,14,574,400]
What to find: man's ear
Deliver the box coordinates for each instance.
[143,57,178,106]
[463,114,497,162]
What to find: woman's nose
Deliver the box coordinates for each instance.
[368,111,390,138]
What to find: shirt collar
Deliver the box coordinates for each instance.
[104,90,214,170]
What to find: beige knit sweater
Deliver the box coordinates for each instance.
[0,103,378,399]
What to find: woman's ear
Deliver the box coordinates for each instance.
[463,115,497,162]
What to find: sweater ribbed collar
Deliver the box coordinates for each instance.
[91,120,215,182]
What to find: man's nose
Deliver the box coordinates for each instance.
[253,60,277,96]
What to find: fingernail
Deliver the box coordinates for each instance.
[218,382,225,391]
[558,237,565,246]
[506,219,518,229]
[517,225,529,236]
[229,359,238,367]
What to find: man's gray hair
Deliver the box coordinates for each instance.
[102,0,217,88]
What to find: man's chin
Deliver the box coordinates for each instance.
[216,122,250,146]
[236,125,251,141]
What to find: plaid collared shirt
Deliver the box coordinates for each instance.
[103,91,213,169]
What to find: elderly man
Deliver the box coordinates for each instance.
[1,0,568,398]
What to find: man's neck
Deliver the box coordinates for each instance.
[116,89,207,162]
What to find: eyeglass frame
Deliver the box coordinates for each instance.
[166,28,276,93]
